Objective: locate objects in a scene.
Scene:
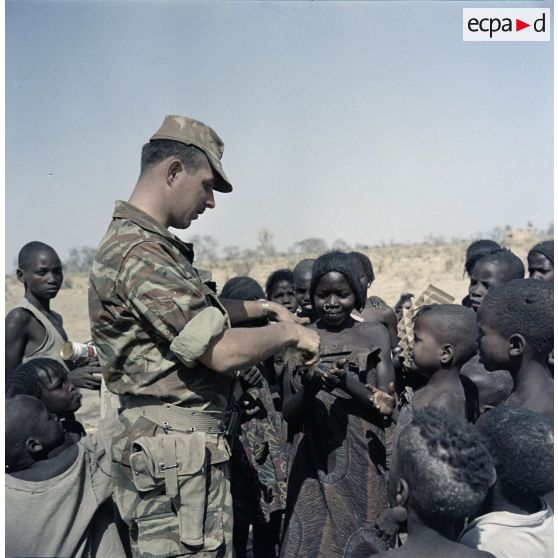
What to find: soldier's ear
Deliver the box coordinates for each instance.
[16,268,24,284]
[167,160,183,186]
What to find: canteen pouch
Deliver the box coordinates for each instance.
[130,432,207,548]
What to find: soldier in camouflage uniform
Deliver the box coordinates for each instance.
[88,115,320,558]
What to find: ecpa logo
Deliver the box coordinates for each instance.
[463,8,550,42]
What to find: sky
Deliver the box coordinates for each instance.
[5,0,553,271]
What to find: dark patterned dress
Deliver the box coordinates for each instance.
[280,346,390,558]
[231,364,288,525]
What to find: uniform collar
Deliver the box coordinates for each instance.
[112,201,194,259]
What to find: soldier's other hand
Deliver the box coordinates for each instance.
[293,325,320,366]
[69,365,102,390]
[267,301,309,325]
[366,382,396,416]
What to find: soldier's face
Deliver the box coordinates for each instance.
[169,158,216,229]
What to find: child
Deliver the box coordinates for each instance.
[5,395,126,557]
[467,250,524,312]
[350,251,399,348]
[408,304,479,422]
[220,276,288,558]
[476,278,553,421]
[292,258,316,322]
[462,240,502,307]
[7,357,85,437]
[460,357,513,416]
[281,251,395,557]
[459,405,553,558]
[5,241,101,391]
[527,239,553,283]
[375,408,495,558]
[266,268,297,313]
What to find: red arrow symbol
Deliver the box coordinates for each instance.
[516,19,530,31]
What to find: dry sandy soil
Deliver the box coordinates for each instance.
[5,229,544,431]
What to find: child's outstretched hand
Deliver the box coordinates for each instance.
[238,367,263,390]
[366,382,396,415]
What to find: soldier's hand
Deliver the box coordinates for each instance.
[69,365,102,390]
[366,382,396,416]
[267,301,310,326]
[293,325,320,366]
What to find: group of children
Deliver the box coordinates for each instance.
[5,238,554,557]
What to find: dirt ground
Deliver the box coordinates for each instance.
[5,230,543,431]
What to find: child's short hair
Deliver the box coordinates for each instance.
[8,358,67,399]
[265,269,294,299]
[309,251,366,311]
[479,278,553,357]
[350,251,375,284]
[473,249,525,282]
[397,408,493,526]
[18,241,58,270]
[464,240,502,277]
[412,304,478,366]
[476,405,553,501]
[220,276,265,301]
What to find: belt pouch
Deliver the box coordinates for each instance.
[130,431,207,547]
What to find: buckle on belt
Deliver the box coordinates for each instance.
[159,459,183,472]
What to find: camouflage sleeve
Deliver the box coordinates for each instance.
[116,241,227,352]
[170,307,227,367]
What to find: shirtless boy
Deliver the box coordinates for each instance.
[5,242,101,391]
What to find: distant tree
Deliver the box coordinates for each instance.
[547,223,553,236]
[190,235,218,262]
[292,237,327,255]
[223,246,240,261]
[332,238,350,251]
[64,246,97,273]
[256,228,276,258]
[354,243,370,251]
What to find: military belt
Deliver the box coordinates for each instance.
[121,394,238,436]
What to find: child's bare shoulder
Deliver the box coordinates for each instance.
[5,307,34,330]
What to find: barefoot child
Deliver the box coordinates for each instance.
[476,278,553,421]
[459,405,553,558]
[5,395,126,557]
[375,408,496,558]
[468,250,524,312]
[5,242,101,391]
[266,269,297,313]
[281,251,394,557]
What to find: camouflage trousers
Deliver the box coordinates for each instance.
[112,408,233,558]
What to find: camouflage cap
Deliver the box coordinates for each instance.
[150,115,232,193]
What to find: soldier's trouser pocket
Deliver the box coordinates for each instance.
[130,431,213,549]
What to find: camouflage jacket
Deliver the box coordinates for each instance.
[88,201,234,411]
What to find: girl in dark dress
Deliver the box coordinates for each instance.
[281,252,395,558]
